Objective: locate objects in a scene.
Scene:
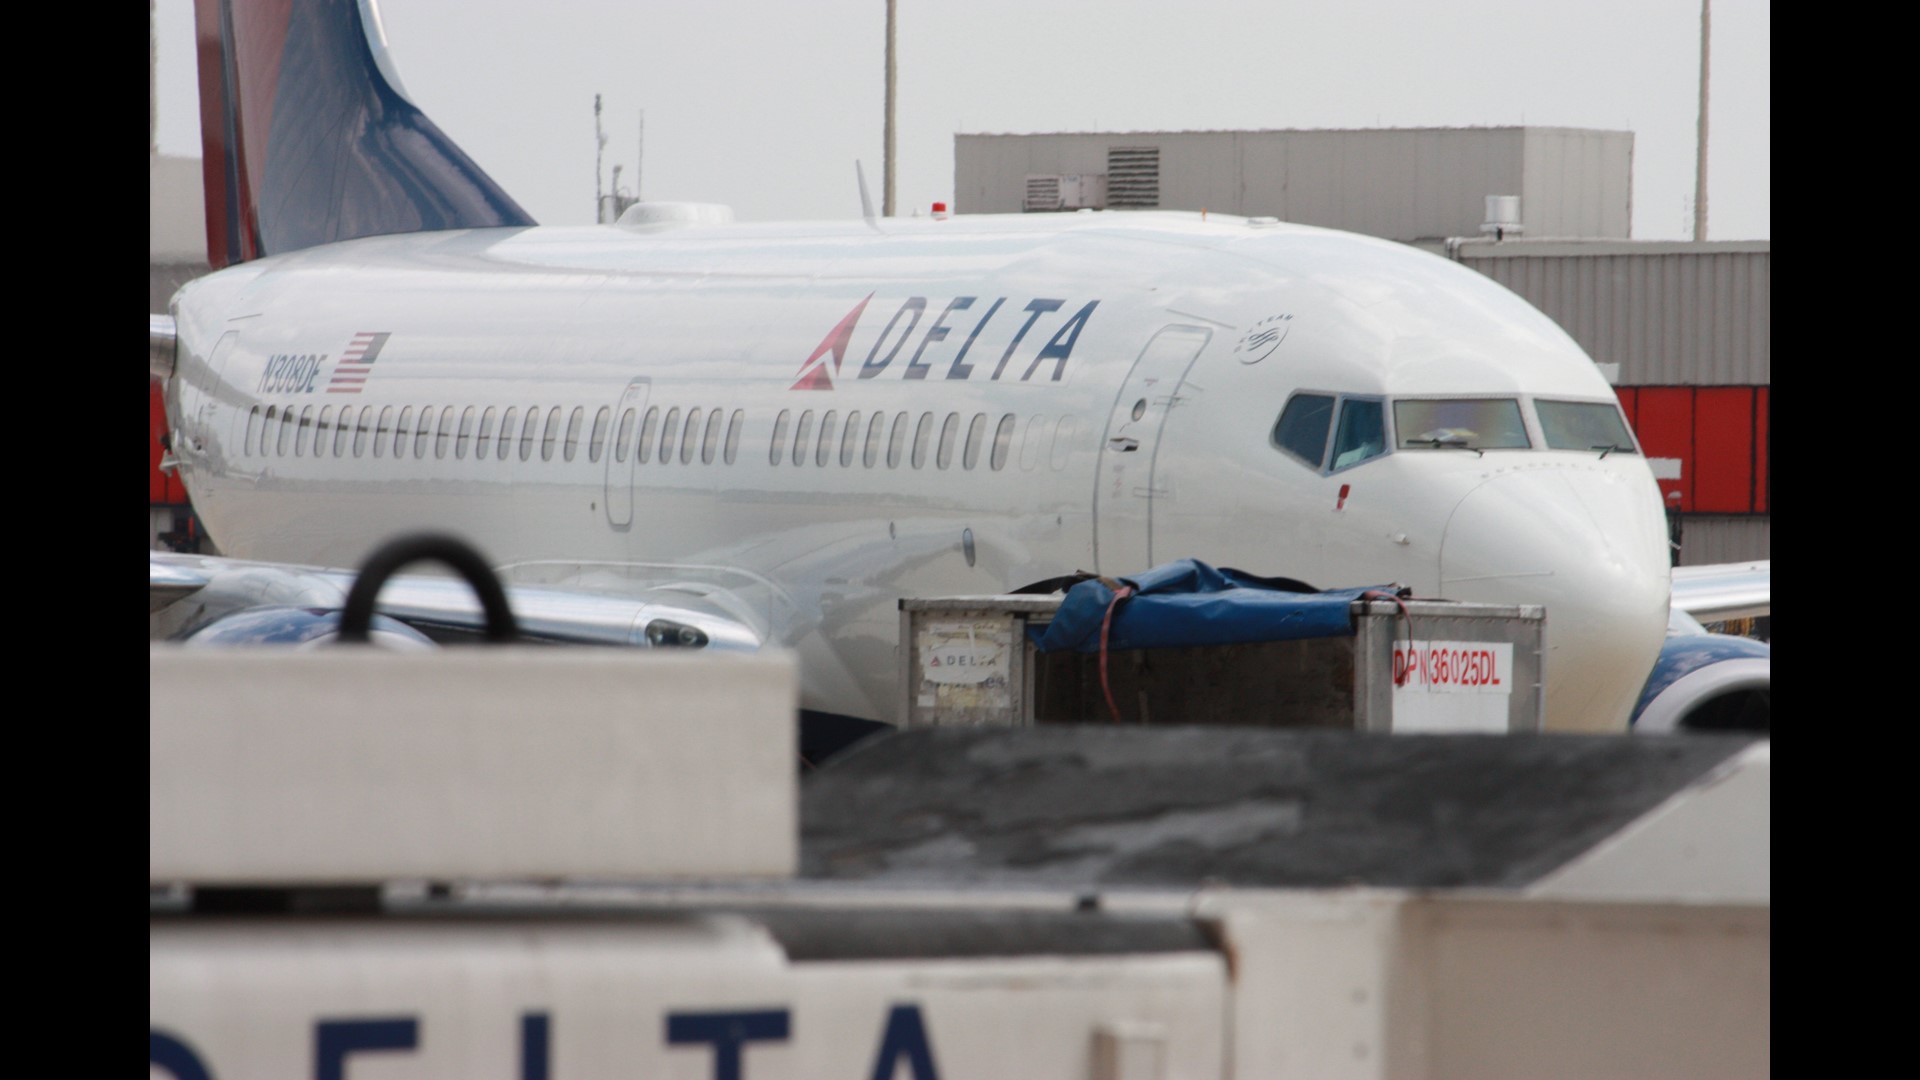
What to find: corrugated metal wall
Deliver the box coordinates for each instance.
[1457,242,1770,385]
[1675,517,1771,566]
[954,128,1632,241]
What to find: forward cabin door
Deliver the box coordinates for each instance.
[604,378,650,529]
[1093,326,1211,576]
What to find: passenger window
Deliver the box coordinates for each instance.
[724,410,744,465]
[1536,399,1638,454]
[886,411,909,468]
[638,406,659,463]
[990,413,1015,471]
[936,412,960,469]
[296,405,314,457]
[911,411,935,469]
[863,412,885,468]
[279,407,296,456]
[680,407,702,464]
[1330,399,1386,470]
[1394,398,1530,450]
[840,410,862,467]
[315,406,333,458]
[561,406,583,462]
[1272,393,1334,468]
[701,407,722,464]
[659,407,682,463]
[816,410,838,467]
[353,406,373,457]
[454,407,475,460]
[518,406,538,462]
[588,406,610,462]
[476,407,496,457]
[245,406,261,456]
[614,408,635,462]
[1019,415,1047,472]
[769,409,791,465]
[535,406,558,461]
[1050,417,1078,471]
[963,413,987,469]
[792,410,814,465]
[498,407,517,460]
[393,406,413,459]
[436,406,456,459]
[414,406,435,459]
[334,407,353,457]
[375,406,393,458]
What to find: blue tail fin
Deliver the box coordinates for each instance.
[194,0,534,269]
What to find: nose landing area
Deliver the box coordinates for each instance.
[1440,466,1670,732]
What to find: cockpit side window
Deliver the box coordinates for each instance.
[1394,398,1530,450]
[1272,393,1335,469]
[1330,398,1387,471]
[1536,399,1638,454]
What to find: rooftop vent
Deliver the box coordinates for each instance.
[1106,146,1160,209]
[1480,195,1523,239]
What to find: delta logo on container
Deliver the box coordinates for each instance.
[791,294,1099,390]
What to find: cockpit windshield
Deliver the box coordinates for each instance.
[1393,398,1530,451]
[1536,399,1638,455]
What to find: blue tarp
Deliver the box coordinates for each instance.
[1030,559,1394,653]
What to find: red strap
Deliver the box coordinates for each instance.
[1361,589,1414,686]
[1099,584,1136,723]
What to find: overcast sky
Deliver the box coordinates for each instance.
[152,0,1768,239]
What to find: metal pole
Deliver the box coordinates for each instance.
[594,94,606,223]
[637,109,645,202]
[151,0,158,155]
[1693,0,1710,241]
[883,0,897,218]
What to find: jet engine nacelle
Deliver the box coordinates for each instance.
[1630,627,1770,734]
[181,606,436,650]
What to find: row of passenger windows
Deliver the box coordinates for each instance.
[238,403,1046,474]
[767,409,1017,472]
[1272,393,1638,473]
[242,402,749,466]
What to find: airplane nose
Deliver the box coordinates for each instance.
[1439,465,1671,732]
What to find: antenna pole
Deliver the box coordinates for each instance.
[1693,0,1710,241]
[594,94,606,222]
[883,0,897,217]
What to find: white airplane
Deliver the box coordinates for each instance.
[150,0,1766,735]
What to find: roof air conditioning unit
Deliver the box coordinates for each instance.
[1025,174,1107,212]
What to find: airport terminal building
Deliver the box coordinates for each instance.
[956,127,1770,565]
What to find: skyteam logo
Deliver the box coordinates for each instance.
[1233,314,1293,364]
[791,295,1100,390]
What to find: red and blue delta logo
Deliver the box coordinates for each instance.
[790,294,1100,391]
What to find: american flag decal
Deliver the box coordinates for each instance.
[327,332,391,393]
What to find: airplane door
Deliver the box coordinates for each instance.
[604,378,650,529]
[1094,326,1211,575]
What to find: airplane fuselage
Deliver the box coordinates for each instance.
[165,212,1672,730]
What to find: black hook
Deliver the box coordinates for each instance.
[337,533,518,644]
